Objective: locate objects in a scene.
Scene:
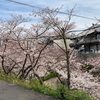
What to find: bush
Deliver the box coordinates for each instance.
[56,84,95,100]
[41,71,58,81]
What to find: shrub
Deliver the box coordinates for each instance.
[41,71,58,81]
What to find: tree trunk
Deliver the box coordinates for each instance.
[62,28,70,90]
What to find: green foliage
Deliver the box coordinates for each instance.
[56,84,95,100]
[0,72,95,100]
[30,79,58,97]
[41,71,58,81]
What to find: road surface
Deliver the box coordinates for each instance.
[0,80,58,100]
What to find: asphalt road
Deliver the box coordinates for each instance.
[0,80,57,100]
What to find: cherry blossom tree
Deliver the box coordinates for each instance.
[0,14,53,84]
[32,7,76,89]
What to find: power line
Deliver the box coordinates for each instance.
[58,11,96,20]
[6,0,41,9]
[6,0,97,21]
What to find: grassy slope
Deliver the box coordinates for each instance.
[0,72,95,100]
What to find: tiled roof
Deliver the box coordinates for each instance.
[73,24,100,38]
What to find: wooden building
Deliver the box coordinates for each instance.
[70,24,100,54]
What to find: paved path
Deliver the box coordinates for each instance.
[0,80,57,100]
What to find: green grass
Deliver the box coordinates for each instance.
[0,71,95,100]
[41,71,58,81]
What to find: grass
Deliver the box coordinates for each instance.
[0,71,95,100]
[41,71,58,81]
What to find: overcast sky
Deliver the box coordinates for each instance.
[0,0,100,30]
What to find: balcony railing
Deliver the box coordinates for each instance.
[70,39,100,47]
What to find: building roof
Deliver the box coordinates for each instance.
[73,24,100,39]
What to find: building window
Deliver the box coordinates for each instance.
[96,34,100,39]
